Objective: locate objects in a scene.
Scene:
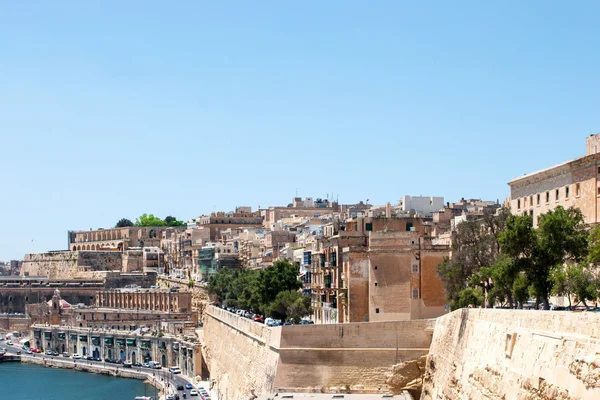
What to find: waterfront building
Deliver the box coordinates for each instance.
[32,325,202,378]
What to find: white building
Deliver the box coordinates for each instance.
[398,195,444,215]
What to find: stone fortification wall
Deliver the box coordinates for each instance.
[276,320,432,392]
[203,306,433,400]
[202,306,281,400]
[21,251,122,279]
[421,309,600,400]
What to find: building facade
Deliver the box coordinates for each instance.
[508,133,600,226]
[32,325,202,377]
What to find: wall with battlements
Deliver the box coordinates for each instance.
[202,305,434,400]
[21,251,123,279]
[421,308,600,400]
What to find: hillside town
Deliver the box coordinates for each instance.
[3,133,600,400]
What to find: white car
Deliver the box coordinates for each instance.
[72,354,82,359]
[189,389,199,396]
[6,341,13,346]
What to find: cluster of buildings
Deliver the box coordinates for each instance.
[102,196,500,324]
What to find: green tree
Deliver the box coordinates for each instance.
[267,290,312,322]
[456,287,483,309]
[512,274,530,309]
[476,255,520,308]
[115,218,134,228]
[165,216,186,227]
[437,209,509,308]
[208,260,303,316]
[255,260,302,313]
[535,207,588,308]
[499,207,588,309]
[134,214,167,227]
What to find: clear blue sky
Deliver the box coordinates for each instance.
[1,1,599,260]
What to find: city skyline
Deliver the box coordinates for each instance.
[2,1,600,259]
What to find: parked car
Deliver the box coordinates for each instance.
[299,319,314,325]
[72,354,82,359]
[133,362,142,367]
[253,315,264,323]
[167,395,176,400]
[26,349,32,354]
[62,352,69,357]
[189,389,199,396]
[6,341,13,345]
[123,362,133,368]
[142,362,150,368]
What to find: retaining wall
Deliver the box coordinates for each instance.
[421,309,600,400]
[202,306,433,400]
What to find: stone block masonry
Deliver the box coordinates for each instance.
[421,308,600,400]
[21,251,123,279]
[202,306,434,400]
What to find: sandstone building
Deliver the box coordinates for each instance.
[508,133,600,226]
[68,226,183,252]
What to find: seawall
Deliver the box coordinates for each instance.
[421,308,600,400]
[202,305,434,400]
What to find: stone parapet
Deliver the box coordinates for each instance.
[422,308,600,400]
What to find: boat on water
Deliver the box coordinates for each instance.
[134,397,152,400]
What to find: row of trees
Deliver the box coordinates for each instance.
[438,206,600,310]
[115,214,186,228]
[208,260,312,323]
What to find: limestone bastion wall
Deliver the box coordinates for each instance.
[202,305,434,400]
[421,308,600,400]
[21,251,123,279]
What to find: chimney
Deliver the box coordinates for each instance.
[386,202,392,218]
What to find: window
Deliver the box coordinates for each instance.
[375,308,380,313]
[412,264,419,273]
[597,166,600,174]
[365,223,373,232]
[530,210,533,217]
[374,282,378,286]
[546,192,550,203]
[576,183,581,197]
[537,194,541,205]
[529,196,533,207]
[597,187,600,196]
[556,189,560,201]
[566,186,570,199]
[406,222,413,232]
[374,266,378,270]
[517,199,521,209]
[412,288,420,299]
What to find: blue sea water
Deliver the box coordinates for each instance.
[0,362,156,400]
